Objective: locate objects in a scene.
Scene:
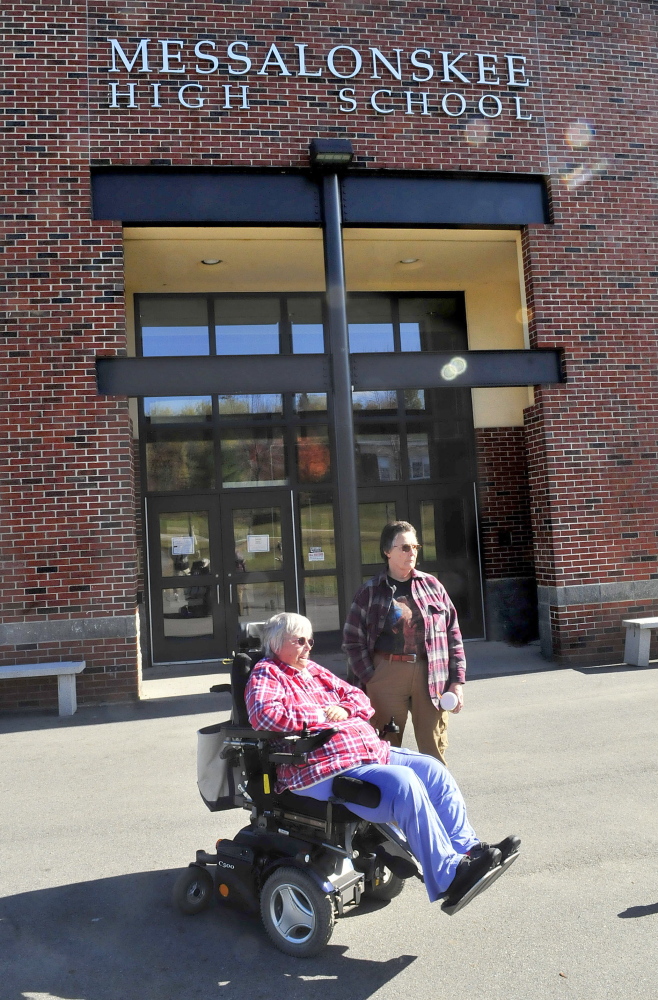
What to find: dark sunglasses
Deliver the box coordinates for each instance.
[292,636,314,648]
[391,543,422,553]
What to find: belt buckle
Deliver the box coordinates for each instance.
[406,654,416,662]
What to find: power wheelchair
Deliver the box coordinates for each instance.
[173,624,505,957]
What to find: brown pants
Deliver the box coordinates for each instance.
[366,654,449,764]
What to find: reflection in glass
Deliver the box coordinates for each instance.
[347,296,394,353]
[221,428,286,487]
[355,427,401,484]
[144,397,212,423]
[236,581,285,623]
[353,390,398,412]
[403,389,426,413]
[419,501,437,562]
[407,432,430,480]
[139,297,209,356]
[218,394,282,416]
[162,586,213,638]
[159,511,211,576]
[294,393,327,413]
[296,427,331,483]
[359,501,397,564]
[290,297,324,353]
[299,493,336,570]
[215,297,280,355]
[399,296,467,353]
[407,421,473,480]
[146,429,214,491]
[232,507,283,572]
[304,576,339,632]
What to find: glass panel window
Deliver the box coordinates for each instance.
[217,394,282,417]
[359,501,397,565]
[296,427,331,484]
[299,493,336,570]
[304,576,339,632]
[290,297,324,353]
[407,421,473,481]
[403,389,426,413]
[407,432,431,481]
[146,429,214,491]
[215,297,280,355]
[399,296,467,353]
[144,397,212,423]
[419,501,437,562]
[347,296,394,353]
[162,587,213,637]
[232,507,283,572]
[158,511,211,576]
[236,582,285,623]
[221,428,286,488]
[355,426,401,485]
[293,393,327,414]
[139,298,209,356]
[353,390,398,413]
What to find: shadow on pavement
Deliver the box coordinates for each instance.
[618,902,658,919]
[0,869,416,1000]
[0,692,230,735]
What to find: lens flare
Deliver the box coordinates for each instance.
[464,119,491,145]
[560,158,609,191]
[565,120,595,149]
[441,356,467,381]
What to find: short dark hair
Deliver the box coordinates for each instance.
[379,520,417,562]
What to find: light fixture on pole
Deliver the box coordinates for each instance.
[308,138,354,170]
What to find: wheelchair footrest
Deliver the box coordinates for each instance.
[441,850,518,916]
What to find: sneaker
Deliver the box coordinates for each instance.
[469,835,521,865]
[443,847,501,905]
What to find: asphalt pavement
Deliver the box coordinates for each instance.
[1,642,657,1000]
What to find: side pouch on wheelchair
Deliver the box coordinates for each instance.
[197,722,243,812]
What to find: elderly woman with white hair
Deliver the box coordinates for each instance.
[245,611,519,910]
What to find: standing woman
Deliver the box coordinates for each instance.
[342,520,465,764]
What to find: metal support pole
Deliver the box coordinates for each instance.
[321,173,362,622]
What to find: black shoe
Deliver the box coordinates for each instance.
[470,835,521,865]
[443,847,501,905]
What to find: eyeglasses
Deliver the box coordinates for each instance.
[291,636,314,648]
[391,543,421,553]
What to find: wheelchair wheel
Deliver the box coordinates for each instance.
[363,864,405,901]
[173,865,214,915]
[260,866,335,958]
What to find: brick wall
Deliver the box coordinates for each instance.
[2,0,657,700]
[476,427,534,580]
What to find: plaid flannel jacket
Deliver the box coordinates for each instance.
[342,569,466,704]
[245,656,390,792]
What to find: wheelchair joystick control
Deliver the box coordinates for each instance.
[379,717,399,738]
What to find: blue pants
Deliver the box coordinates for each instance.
[294,747,478,902]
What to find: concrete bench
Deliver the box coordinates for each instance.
[622,618,658,667]
[0,661,86,716]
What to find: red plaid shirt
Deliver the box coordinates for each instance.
[342,569,466,702]
[245,656,391,792]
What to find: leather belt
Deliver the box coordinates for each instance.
[380,653,417,662]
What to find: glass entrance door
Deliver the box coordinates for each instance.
[220,490,297,649]
[146,496,225,663]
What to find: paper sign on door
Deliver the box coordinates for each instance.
[247,534,270,553]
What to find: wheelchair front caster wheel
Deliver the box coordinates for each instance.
[260,866,335,958]
[363,865,405,902]
[173,865,214,915]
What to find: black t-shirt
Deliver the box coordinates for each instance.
[373,577,426,657]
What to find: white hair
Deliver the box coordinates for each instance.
[263,612,313,657]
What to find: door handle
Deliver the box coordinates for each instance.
[216,584,221,603]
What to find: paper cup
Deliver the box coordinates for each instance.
[439,691,459,712]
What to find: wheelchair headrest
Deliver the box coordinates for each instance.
[237,621,267,652]
[231,627,265,725]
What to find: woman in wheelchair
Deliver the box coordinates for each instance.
[246,612,520,912]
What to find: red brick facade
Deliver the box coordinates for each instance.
[2,0,657,709]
